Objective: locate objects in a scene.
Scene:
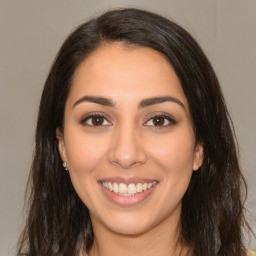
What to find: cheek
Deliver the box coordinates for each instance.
[65,130,108,175]
[146,129,195,178]
[64,130,110,207]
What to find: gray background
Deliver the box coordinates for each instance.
[0,0,255,255]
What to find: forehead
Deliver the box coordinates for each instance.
[68,43,189,110]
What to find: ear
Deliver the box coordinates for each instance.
[193,142,204,171]
[56,128,67,162]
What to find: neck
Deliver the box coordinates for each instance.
[88,214,189,256]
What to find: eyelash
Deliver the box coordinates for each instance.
[80,112,176,129]
[145,112,176,128]
[80,113,111,128]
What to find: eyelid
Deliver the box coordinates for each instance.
[143,112,176,127]
[79,111,176,129]
[80,112,112,128]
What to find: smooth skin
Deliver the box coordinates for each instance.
[57,43,203,256]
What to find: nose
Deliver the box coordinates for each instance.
[107,123,147,169]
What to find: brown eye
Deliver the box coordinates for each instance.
[91,116,104,126]
[81,114,111,127]
[144,114,176,127]
[152,116,165,126]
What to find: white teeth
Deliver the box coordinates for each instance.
[113,183,118,193]
[108,182,113,191]
[128,184,136,194]
[136,183,143,192]
[102,181,157,195]
[119,183,128,193]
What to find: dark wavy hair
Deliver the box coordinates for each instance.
[18,8,250,256]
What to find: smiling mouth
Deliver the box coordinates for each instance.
[100,181,157,196]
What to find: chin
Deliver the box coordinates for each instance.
[109,222,151,236]
[102,212,157,236]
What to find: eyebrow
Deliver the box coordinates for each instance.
[73,95,185,109]
[73,96,115,108]
[138,96,185,109]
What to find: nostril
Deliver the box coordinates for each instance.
[107,129,147,168]
[109,159,140,169]
[108,153,147,169]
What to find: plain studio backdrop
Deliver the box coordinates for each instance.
[0,1,255,255]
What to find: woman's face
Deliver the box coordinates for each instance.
[58,43,203,236]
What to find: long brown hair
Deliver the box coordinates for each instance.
[18,8,250,256]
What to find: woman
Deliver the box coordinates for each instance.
[17,8,255,256]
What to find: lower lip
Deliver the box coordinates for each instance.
[99,182,157,206]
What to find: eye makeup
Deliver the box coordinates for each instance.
[143,112,177,128]
[80,112,112,129]
[79,111,177,130]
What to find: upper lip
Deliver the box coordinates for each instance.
[98,177,158,185]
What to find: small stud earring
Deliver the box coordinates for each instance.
[63,161,68,173]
